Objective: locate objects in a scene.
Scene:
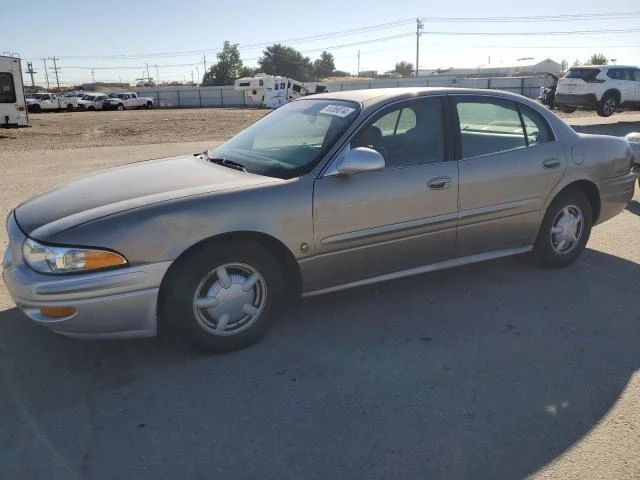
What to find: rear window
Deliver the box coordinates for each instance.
[563,68,601,81]
[0,73,17,103]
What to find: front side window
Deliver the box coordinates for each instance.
[0,73,16,103]
[456,99,525,158]
[350,97,445,168]
[211,99,360,179]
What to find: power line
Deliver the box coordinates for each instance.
[425,28,640,36]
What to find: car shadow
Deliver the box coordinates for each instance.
[626,199,640,216]
[0,248,638,480]
[571,120,640,137]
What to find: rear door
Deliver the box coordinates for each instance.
[309,96,459,292]
[452,95,565,257]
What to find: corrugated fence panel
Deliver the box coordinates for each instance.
[136,75,548,109]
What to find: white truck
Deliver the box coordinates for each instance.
[0,55,28,127]
[26,92,79,112]
[102,92,154,110]
[77,93,109,111]
[234,74,327,108]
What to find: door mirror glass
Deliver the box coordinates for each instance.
[336,147,385,175]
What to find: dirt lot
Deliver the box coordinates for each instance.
[1,107,640,479]
[0,108,268,152]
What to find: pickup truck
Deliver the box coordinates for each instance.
[77,93,109,111]
[102,92,154,111]
[25,92,79,113]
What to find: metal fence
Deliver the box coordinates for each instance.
[136,75,548,109]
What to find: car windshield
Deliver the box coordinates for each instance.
[563,68,600,81]
[83,95,95,101]
[26,94,43,99]
[210,99,360,179]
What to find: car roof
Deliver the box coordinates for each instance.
[303,87,538,106]
[569,65,637,69]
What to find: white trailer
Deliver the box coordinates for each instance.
[0,55,28,127]
[234,74,327,108]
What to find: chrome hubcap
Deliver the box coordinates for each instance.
[193,263,267,336]
[550,205,583,254]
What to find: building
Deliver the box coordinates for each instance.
[417,58,563,78]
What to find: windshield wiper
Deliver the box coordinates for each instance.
[203,151,247,172]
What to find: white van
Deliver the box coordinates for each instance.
[0,55,28,127]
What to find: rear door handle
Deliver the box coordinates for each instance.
[542,158,561,169]
[427,177,453,190]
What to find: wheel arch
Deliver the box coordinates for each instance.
[601,89,621,102]
[549,179,601,222]
[157,231,302,325]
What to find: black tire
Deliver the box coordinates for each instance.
[145,101,152,109]
[533,189,593,268]
[559,106,576,113]
[159,239,285,353]
[597,93,618,117]
[66,104,73,112]
[88,106,95,111]
[117,103,125,111]
[31,104,41,113]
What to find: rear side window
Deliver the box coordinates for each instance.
[563,68,601,81]
[0,73,16,103]
[519,106,554,145]
[456,99,525,158]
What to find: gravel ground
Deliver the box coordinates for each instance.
[0,108,639,480]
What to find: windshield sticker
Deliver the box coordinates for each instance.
[319,105,356,117]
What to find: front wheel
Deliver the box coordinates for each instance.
[597,94,618,117]
[159,240,285,353]
[117,103,125,111]
[66,104,73,112]
[533,189,593,268]
[145,101,152,109]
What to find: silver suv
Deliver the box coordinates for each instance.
[555,65,640,117]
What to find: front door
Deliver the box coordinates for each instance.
[452,95,566,257]
[306,96,459,293]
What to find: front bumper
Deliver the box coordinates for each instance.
[2,213,171,339]
[555,93,598,108]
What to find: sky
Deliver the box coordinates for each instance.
[1,0,639,87]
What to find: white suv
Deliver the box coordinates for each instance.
[555,65,640,117]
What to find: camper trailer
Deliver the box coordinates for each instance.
[0,55,28,127]
[234,74,326,108]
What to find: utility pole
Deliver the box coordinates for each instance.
[145,63,151,83]
[50,57,61,89]
[155,64,159,85]
[191,71,194,84]
[91,68,95,84]
[195,66,199,85]
[357,50,360,77]
[26,62,37,87]
[203,55,207,74]
[416,18,424,77]
[41,58,50,88]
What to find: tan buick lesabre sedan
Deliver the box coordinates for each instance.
[3,88,638,352]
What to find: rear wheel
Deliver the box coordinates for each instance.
[159,240,285,353]
[31,104,41,113]
[145,101,152,109]
[597,93,618,117]
[66,104,73,112]
[533,189,592,268]
[117,103,125,111]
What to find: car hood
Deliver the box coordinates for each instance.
[15,154,282,239]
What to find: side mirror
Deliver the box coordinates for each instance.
[336,147,385,175]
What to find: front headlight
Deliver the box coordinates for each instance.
[22,238,127,274]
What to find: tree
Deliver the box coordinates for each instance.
[313,51,335,80]
[202,41,244,86]
[258,44,313,81]
[587,53,608,65]
[394,61,414,78]
[572,59,581,67]
[560,59,568,72]
[238,66,257,78]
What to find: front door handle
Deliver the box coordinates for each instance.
[542,158,561,169]
[427,176,453,190]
